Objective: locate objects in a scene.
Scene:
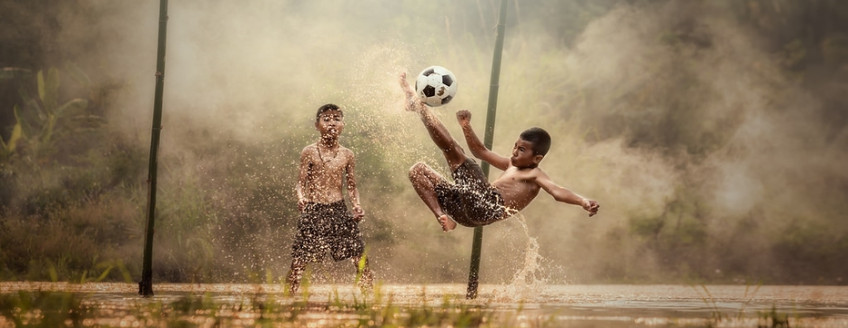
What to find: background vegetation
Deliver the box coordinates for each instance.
[1,0,846,285]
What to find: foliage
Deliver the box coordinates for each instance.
[0,106,22,159]
[0,288,521,327]
[4,68,92,159]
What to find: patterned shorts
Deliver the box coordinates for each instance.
[435,158,506,227]
[291,201,364,262]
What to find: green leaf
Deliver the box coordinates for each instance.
[41,114,56,144]
[6,121,22,152]
[37,68,61,113]
[48,263,58,282]
[94,266,114,282]
[1,105,25,153]
[55,98,89,117]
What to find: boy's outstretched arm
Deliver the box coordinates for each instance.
[535,170,600,217]
[456,110,510,171]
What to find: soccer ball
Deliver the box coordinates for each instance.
[415,66,457,107]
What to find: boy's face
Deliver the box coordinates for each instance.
[315,110,344,138]
[510,138,543,168]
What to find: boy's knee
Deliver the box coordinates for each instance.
[408,162,427,178]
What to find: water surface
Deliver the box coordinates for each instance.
[1,282,846,327]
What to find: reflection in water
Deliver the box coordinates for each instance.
[1,282,847,327]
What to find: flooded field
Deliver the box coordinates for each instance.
[1,282,847,327]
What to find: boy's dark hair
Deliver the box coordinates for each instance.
[316,103,342,121]
[519,127,551,156]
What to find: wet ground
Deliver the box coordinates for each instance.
[1,282,847,327]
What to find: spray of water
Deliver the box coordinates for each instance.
[490,213,548,302]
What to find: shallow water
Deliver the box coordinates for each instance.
[1,282,847,327]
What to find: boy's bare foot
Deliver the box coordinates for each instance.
[399,72,424,113]
[436,214,457,232]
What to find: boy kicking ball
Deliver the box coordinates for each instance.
[400,72,599,231]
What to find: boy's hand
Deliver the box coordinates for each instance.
[456,110,472,127]
[352,205,365,222]
[583,199,600,217]
[297,198,307,212]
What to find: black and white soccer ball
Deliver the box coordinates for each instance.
[415,66,457,107]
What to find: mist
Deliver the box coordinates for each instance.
[1,0,846,285]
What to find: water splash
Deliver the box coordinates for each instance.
[492,213,548,302]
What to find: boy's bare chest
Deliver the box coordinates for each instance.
[309,153,346,176]
[493,169,539,192]
[493,173,540,209]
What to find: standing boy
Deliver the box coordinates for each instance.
[286,103,373,294]
[400,73,599,231]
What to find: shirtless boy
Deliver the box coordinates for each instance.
[400,72,599,231]
[286,103,373,294]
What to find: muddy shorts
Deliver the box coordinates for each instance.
[435,158,506,227]
[291,201,364,263]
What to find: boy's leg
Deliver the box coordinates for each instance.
[351,255,374,292]
[285,259,306,295]
[408,162,457,231]
[400,73,467,171]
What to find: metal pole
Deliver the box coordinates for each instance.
[140,0,169,297]
[467,0,508,300]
